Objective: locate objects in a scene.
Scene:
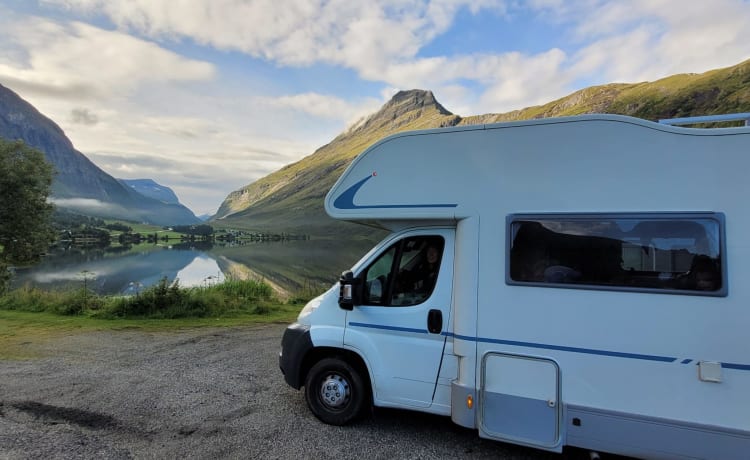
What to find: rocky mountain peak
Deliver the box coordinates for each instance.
[343,89,459,138]
[384,89,452,116]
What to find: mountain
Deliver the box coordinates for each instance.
[458,59,750,125]
[214,59,750,235]
[118,178,181,205]
[0,84,200,226]
[213,90,459,234]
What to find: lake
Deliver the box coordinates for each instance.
[11,238,381,298]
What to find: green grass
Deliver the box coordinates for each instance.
[0,278,305,359]
[0,307,300,360]
[0,278,301,319]
[103,220,187,240]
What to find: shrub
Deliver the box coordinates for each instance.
[2,276,285,320]
[101,277,184,318]
[0,285,56,312]
[213,278,274,301]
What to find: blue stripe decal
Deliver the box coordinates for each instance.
[348,322,750,371]
[723,362,750,371]
[348,321,428,335]
[334,175,457,210]
[450,333,676,363]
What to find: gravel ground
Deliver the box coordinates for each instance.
[0,324,583,459]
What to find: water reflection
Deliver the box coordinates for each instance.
[12,244,217,295]
[175,255,225,287]
[12,238,381,297]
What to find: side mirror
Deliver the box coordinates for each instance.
[338,270,361,310]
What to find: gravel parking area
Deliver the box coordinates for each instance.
[0,324,572,459]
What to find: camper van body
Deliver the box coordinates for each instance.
[279,114,750,459]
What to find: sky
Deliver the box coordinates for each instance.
[1,0,749,216]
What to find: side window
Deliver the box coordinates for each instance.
[362,245,396,305]
[361,235,445,306]
[508,214,725,296]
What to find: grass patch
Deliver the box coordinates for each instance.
[0,277,306,358]
[0,306,301,360]
[0,277,298,320]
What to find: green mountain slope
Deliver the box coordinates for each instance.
[214,90,458,234]
[214,59,750,234]
[461,59,750,124]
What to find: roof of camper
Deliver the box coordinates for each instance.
[324,112,750,228]
[363,113,750,153]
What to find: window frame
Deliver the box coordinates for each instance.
[360,235,446,307]
[505,212,727,297]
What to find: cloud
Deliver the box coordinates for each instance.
[562,0,750,84]
[36,0,750,119]
[0,12,215,101]
[82,130,316,215]
[49,197,130,216]
[46,0,748,115]
[70,107,99,125]
[41,0,507,77]
[263,92,382,124]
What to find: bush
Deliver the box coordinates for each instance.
[0,285,56,312]
[101,277,184,318]
[0,262,11,295]
[1,277,286,320]
[54,289,103,315]
[213,278,274,301]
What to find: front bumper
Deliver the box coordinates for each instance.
[279,322,313,389]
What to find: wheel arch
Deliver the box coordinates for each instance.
[301,347,373,402]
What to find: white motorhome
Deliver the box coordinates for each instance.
[279,114,750,459]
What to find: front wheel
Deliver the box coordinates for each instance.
[304,357,369,426]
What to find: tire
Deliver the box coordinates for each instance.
[304,357,369,426]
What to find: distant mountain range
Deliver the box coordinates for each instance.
[0,84,199,226]
[118,178,181,205]
[214,59,750,235]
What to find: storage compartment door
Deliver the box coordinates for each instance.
[480,353,560,449]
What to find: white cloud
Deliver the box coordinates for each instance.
[565,0,750,84]
[49,197,131,216]
[0,14,214,101]
[38,0,749,118]
[367,49,569,114]
[264,93,382,123]
[41,0,508,76]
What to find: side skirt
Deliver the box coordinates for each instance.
[565,405,750,460]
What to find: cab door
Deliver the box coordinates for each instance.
[344,228,455,408]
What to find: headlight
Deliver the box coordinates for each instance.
[297,292,324,321]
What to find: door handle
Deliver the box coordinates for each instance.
[427,309,443,334]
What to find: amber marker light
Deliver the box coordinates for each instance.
[467,395,474,409]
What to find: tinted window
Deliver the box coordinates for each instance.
[508,214,724,295]
[362,236,445,306]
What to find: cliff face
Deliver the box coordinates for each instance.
[0,84,199,225]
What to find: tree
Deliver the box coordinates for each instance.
[0,138,56,291]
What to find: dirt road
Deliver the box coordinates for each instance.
[0,324,563,459]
